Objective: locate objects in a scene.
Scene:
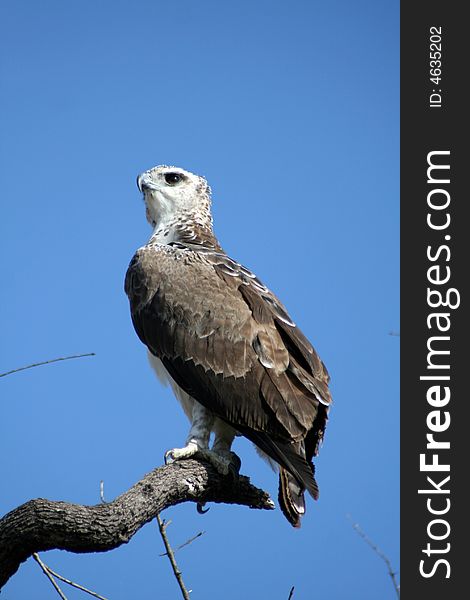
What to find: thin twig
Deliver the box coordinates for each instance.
[33,552,109,600]
[32,554,68,600]
[348,516,400,598]
[175,530,205,553]
[42,564,109,600]
[287,585,295,600]
[159,530,205,556]
[156,514,191,600]
[0,353,96,378]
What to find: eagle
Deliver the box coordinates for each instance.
[125,165,332,527]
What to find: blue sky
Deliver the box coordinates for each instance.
[0,1,399,598]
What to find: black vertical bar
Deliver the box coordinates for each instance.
[401,2,466,597]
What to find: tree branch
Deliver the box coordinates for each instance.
[0,353,95,378]
[348,516,400,598]
[32,554,68,600]
[33,553,109,600]
[0,458,274,590]
[156,514,191,600]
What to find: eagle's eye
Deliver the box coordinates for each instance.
[164,172,182,186]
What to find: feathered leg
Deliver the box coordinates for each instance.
[165,401,213,462]
[212,420,241,476]
[165,403,236,475]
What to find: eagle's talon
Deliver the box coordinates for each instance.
[164,441,199,465]
[164,450,175,465]
[227,452,241,478]
[196,448,242,477]
[197,502,210,514]
[198,449,229,475]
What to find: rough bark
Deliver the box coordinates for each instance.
[0,459,274,590]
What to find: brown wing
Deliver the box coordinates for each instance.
[125,242,331,497]
[204,246,331,456]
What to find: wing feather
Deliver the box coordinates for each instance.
[125,242,332,498]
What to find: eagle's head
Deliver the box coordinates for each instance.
[137,165,212,237]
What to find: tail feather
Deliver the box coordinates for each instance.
[279,443,319,501]
[278,454,319,528]
[229,426,320,527]
[240,429,319,500]
[279,467,305,528]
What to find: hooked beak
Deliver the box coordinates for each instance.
[136,172,157,193]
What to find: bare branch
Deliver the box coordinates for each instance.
[0,458,274,589]
[0,353,96,379]
[34,552,109,599]
[157,515,191,600]
[348,516,400,598]
[33,554,68,600]
[99,481,106,504]
[287,585,295,600]
[38,557,109,600]
[175,530,205,553]
[159,529,205,557]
